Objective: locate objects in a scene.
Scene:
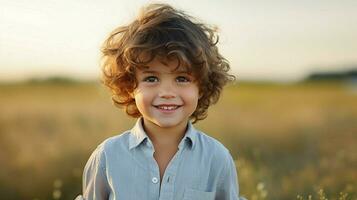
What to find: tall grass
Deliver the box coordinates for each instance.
[0,81,355,199]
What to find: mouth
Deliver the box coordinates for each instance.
[154,105,182,111]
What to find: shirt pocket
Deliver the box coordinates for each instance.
[183,188,215,200]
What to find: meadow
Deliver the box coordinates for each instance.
[0,80,356,200]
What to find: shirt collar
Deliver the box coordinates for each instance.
[129,117,196,150]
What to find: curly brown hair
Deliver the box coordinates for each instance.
[100,3,235,123]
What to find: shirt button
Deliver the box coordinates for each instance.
[152,177,158,184]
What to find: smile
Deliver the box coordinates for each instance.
[154,105,181,111]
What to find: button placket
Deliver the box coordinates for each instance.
[143,142,161,198]
[158,147,187,200]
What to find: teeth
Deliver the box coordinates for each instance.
[157,106,178,110]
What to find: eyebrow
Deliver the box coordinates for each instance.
[141,70,189,74]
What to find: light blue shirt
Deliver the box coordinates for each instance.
[75,118,246,200]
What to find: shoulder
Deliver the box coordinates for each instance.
[83,130,132,174]
[87,130,131,162]
[194,130,232,163]
[97,130,132,154]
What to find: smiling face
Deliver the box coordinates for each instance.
[132,56,199,129]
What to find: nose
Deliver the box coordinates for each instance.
[160,92,176,99]
[158,82,177,99]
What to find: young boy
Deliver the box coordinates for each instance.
[76,3,245,200]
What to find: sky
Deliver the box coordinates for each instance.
[1,0,357,82]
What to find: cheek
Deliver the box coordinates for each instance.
[134,89,153,108]
[184,88,200,106]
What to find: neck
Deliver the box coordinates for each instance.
[142,119,188,147]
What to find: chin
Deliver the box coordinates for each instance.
[154,118,184,128]
[155,121,180,128]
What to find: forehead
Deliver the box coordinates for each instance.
[137,56,190,74]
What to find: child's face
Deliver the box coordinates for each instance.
[132,56,199,129]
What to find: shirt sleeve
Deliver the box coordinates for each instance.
[216,150,247,200]
[76,144,110,200]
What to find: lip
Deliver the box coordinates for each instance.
[154,104,182,106]
[153,104,182,113]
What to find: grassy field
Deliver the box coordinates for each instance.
[0,80,356,200]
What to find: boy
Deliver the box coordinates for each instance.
[76,3,245,200]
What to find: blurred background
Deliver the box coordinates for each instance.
[0,0,356,199]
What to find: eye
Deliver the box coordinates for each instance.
[176,76,191,82]
[143,76,159,82]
